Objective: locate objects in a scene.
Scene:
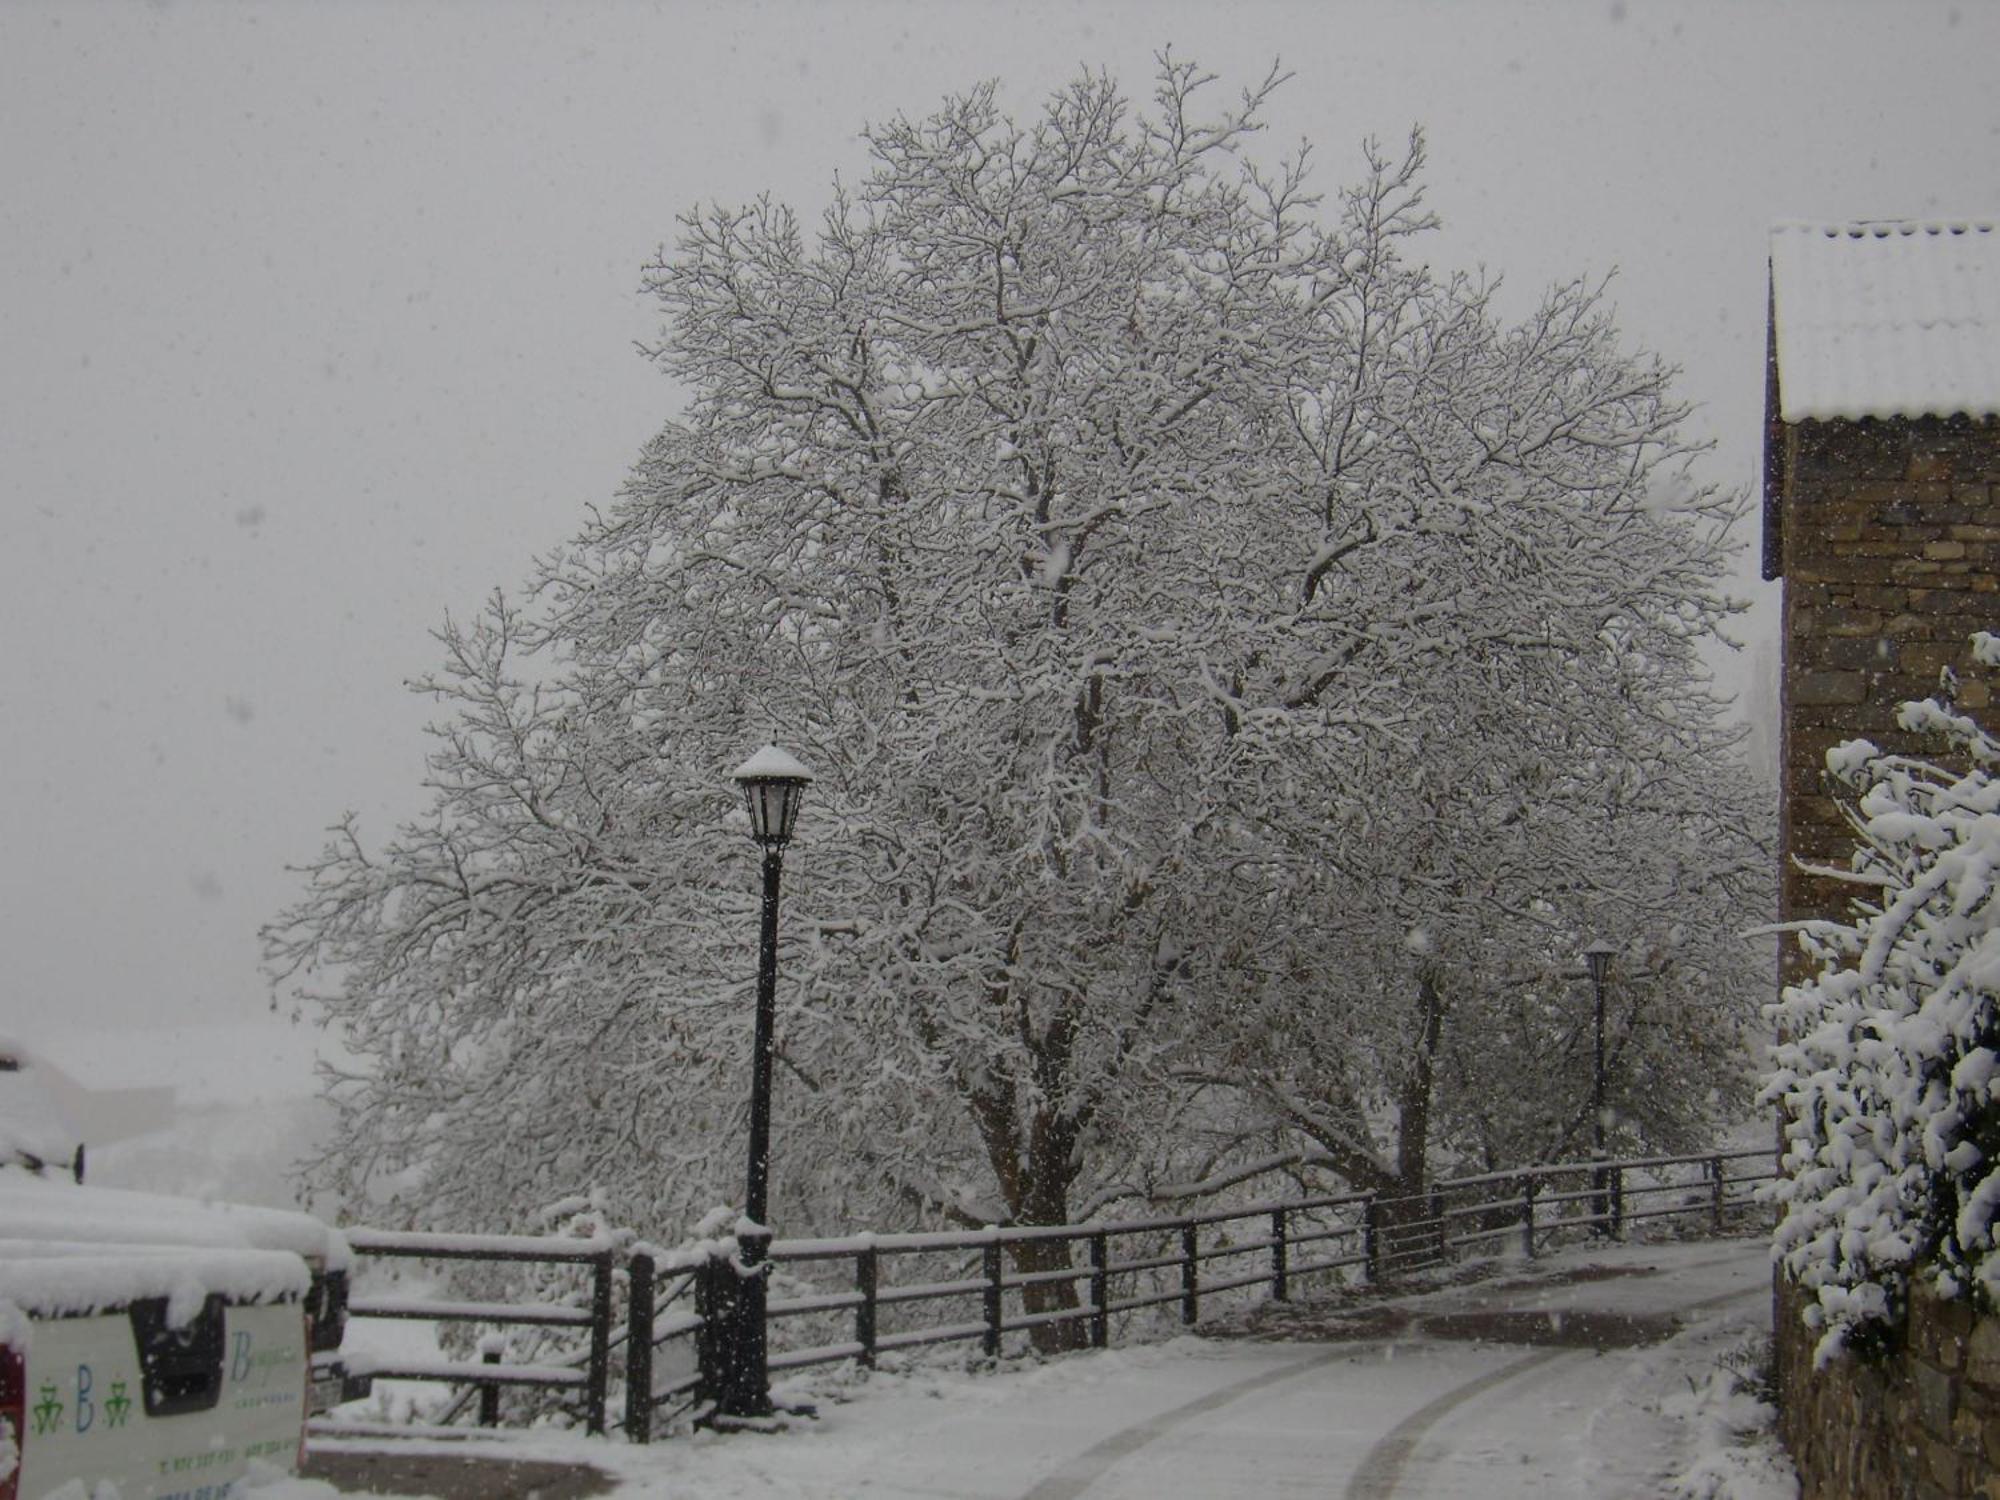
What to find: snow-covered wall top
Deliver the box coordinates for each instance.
[1770,220,2000,422]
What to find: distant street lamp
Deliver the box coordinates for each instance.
[1581,938,1616,1234]
[718,743,812,1420]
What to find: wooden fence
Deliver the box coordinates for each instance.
[323,1146,1773,1443]
[335,1228,618,1436]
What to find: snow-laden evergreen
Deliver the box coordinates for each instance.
[1766,633,2000,1361]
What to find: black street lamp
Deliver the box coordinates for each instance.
[716,743,812,1421]
[1581,938,1616,1234]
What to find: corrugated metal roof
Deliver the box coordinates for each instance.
[1769,219,2000,422]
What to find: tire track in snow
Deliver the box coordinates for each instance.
[1007,1245,1769,1500]
[1342,1279,1771,1499]
[1341,1346,1576,1499]
[1016,1345,1360,1500]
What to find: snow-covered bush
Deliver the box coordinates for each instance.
[1764,633,2000,1362]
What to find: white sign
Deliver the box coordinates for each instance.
[14,1300,306,1500]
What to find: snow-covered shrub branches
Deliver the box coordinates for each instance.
[1766,633,2000,1361]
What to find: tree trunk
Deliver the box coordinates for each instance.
[1377,968,1446,1272]
[1006,1099,1090,1353]
[965,1063,1091,1354]
[1008,1234,1088,1353]
[1395,967,1444,1188]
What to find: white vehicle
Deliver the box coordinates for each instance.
[0,1171,350,1500]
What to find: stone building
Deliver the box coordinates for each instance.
[1767,219,2000,945]
[1765,218,2000,1500]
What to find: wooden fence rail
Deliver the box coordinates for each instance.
[622,1145,1774,1441]
[336,1228,618,1436]
[328,1146,1774,1444]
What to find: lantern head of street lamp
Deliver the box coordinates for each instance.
[731,744,814,849]
[1581,939,1616,985]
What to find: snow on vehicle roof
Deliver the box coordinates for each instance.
[0,1170,349,1273]
[0,1240,308,1327]
[1770,219,2000,422]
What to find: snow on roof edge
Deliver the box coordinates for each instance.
[1770,217,2000,423]
[1771,218,2000,238]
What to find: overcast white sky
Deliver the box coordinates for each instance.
[4,0,1996,1048]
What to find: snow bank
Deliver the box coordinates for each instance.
[1666,1351,1797,1500]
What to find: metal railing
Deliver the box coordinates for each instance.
[324,1146,1773,1443]
[622,1145,1773,1441]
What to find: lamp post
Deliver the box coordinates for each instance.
[718,743,812,1421]
[1581,938,1616,1234]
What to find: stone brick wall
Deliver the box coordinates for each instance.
[1775,1275,2000,1499]
[1773,414,2000,1495]
[1776,415,2000,965]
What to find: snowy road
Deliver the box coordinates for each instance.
[287,1236,1793,1500]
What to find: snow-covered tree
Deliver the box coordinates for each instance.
[1141,237,1770,1203]
[1766,637,2000,1362]
[268,62,1764,1305]
[1194,714,1768,1210]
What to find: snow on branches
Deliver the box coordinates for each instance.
[1766,633,2000,1362]
[269,59,1763,1254]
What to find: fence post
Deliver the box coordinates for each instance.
[1180,1223,1199,1325]
[582,1250,612,1435]
[693,1252,760,1417]
[982,1239,1004,1358]
[625,1252,655,1444]
[1089,1232,1110,1350]
[1609,1167,1625,1240]
[1270,1208,1289,1302]
[1520,1176,1537,1259]
[1428,1187,1445,1266]
[694,1256,722,1407]
[1363,1195,1380,1283]
[856,1244,879,1371]
[1709,1155,1725,1231]
[479,1346,500,1428]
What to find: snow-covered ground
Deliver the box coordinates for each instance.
[7,1020,1795,1497]
[271,1236,1795,1500]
